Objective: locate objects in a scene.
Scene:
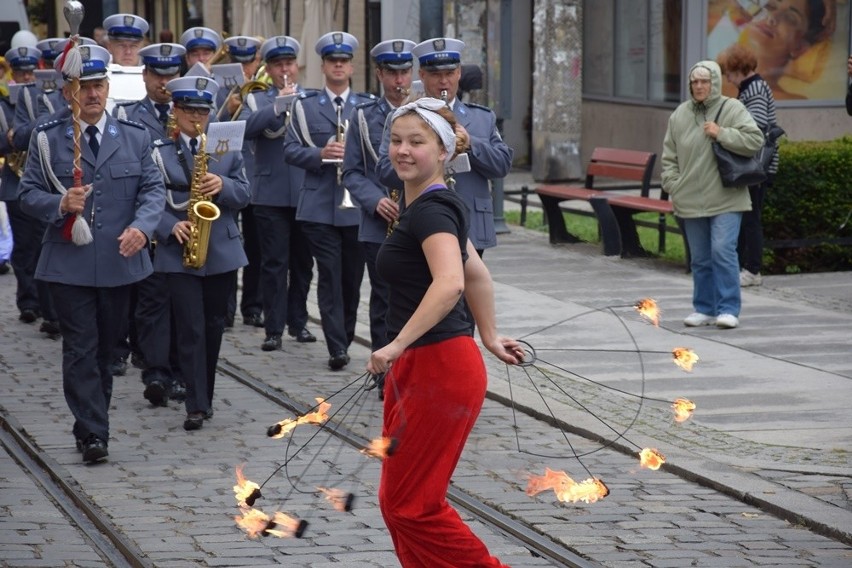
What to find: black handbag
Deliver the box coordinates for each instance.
[711,99,774,187]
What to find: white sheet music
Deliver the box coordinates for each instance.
[274,94,297,116]
[445,153,470,175]
[34,69,64,91]
[184,62,211,78]
[211,63,245,90]
[206,120,246,155]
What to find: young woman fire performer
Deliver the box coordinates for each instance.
[366,97,523,567]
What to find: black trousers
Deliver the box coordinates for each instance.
[50,282,130,444]
[227,206,262,321]
[301,223,365,355]
[135,271,178,387]
[739,179,769,274]
[6,199,55,319]
[168,271,236,414]
[362,241,389,351]
[253,205,313,337]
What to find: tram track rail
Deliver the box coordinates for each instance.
[217,359,599,568]
[0,410,150,568]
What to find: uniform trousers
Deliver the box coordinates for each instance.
[227,206,263,322]
[6,199,55,318]
[50,282,130,444]
[379,335,508,568]
[135,270,177,388]
[168,271,236,414]
[253,205,313,336]
[361,241,389,351]
[300,223,364,355]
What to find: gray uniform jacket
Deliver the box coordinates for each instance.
[377,100,512,250]
[113,98,168,140]
[243,87,304,207]
[283,90,375,226]
[18,114,165,287]
[341,97,394,244]
[150,137,250,276]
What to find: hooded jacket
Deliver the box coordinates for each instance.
[661,60,763,218]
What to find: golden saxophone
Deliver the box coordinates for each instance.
[6,151,27,178]
[182,123,221,269]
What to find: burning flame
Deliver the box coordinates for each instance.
[672,398,696,423]
[267,398,331,439]
[317,487,354,512]
[635,298,660,326]
[361,437,396,459]
[526,467,609,504]
[672,347,699,371]
[234,508,307,539]
[639,448,666,470]
[233,465,262,507]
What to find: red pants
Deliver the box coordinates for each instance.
[379,335,509,568]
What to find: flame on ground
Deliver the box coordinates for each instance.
[672,347,699,372]
[639,448,666,470]
[317,486,354,512]
[361,437,395,459]
[672,398,696,423]
[635,298,660,326]
[526,467,609,504]
[268,398,331,439]
[233,465,262,507]
[234,508,304,539]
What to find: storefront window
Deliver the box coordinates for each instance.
[584,0,682,104]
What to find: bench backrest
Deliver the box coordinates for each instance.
[585,147,657,197]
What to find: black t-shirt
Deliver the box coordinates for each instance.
[376,188,472,348]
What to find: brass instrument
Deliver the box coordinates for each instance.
[440,89,448,104]
[334,101,355,209]
[208,32,231,67]
[182,123,221,269]
[218,78,268,121]
[386,189,400,237]
[6,151,27,178]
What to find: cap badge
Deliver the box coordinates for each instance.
[433,39,445,51]
[79,46,90,59]
[161,44,173,55]
[17,47,27,57]
[332,32,343,45]
[123,15,134,27]
[237,38,247,47]
[195,78,208,90]
[392,40,403,53]
[194,29,204,38]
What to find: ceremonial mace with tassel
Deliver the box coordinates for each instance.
[58,1,93,245]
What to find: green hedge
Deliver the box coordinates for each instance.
[763,136,852,273]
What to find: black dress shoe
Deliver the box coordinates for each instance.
[143,380,168,407]
[110,358,128,377]
[39,320,61,336]
[243,313,264,327]
[81,435,108,463]
[290,328,317,343]
[130,351,147,370]
[261,335,282,351]
[328,350,350,371]
[183,412,205,431]
[19,309,38,323]
[168,382,187,402]
[204,407,214,420]
[0,261,10,275]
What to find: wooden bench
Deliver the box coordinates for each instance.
[535,147,682,257]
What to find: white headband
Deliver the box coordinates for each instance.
[391,97,456,164]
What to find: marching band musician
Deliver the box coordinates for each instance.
[1,46,59,334]
[283,31,375,371]
[218,34,264,330]
[150,76,250,431]
[377,37,513,256]
[341,38,415,397]
[180,27,223,71]
[18,45,165,463]
[244,36,317,351]
[103,14,149,67]
[112,42,187,406]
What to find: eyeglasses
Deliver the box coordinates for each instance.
[175,105,211,116]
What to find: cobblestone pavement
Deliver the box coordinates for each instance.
[0,224,851,567]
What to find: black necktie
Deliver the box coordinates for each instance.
[189,137,198,156]
[154,103,170,125]
[86,125,99,158]
[334,96,343,109]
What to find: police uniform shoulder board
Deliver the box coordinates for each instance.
[356,92,377,102]
[117,117,146,133]
[355,99,378,111]
[36,118,63,132]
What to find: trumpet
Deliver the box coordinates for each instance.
[440,89,448,104]
[334,102,355,209]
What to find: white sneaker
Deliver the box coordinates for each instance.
[683,312,716,327]
[740,269,763,287]
[716,314,739,329]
